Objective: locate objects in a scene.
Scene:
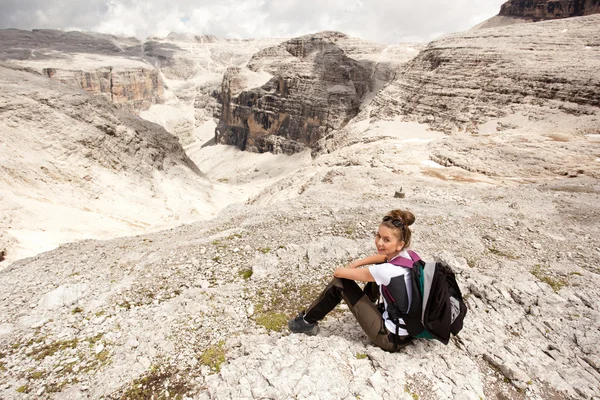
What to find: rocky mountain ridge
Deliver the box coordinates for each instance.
[0,63,232,265]
[215,31,422,154]
[364,14,600,137]
[0,29,162,113]
[499,0,600,20]
[215,33,377,154]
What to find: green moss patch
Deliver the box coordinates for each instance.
[238,268,253,280]
[255,311,288,332]
[200,341,226,373]
[111,366,190,399]
[487,247,519,259]
[531,265,568,292]
[28,338,79,361]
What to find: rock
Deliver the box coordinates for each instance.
[0,29,163,113]
[43,66,164,113]
[215,32,413,155]
[371,14,600,135]
[499,0,600,20]
[39,284,89,310]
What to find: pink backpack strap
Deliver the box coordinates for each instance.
[388,250,421,268]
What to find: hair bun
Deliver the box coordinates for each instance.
[401,211,415,226]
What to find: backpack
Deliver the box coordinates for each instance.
[382,250,467,345]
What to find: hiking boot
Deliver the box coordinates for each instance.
[288,311,319,336]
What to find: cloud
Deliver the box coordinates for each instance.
[0,0,507,43]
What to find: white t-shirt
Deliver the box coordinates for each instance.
[368,249,413,336]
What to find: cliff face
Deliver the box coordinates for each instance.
[499,0,600,19]
[215,32,382,155]
[0,29,164,113]
[368,14,600,134]
[42,66,164,113]
[0,63,211,264]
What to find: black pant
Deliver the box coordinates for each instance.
[304,278,411,352]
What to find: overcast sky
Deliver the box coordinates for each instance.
[0,0,507,44]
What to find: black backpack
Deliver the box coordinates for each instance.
[382,251,467,345]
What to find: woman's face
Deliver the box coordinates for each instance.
[375,224,405,260]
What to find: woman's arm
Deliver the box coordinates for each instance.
[348,254,387,268]
[334,266,376,282]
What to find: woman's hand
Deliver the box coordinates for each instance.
[347,260,360,269]
[333,267,345,277]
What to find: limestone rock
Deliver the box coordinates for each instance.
[215,32,416,155]
[0,29,162,113]
[369,14,600,134]
[499,0,600,20]
[39,284,89,310]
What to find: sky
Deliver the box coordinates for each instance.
[0,0,508,44]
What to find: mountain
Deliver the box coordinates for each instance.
[499,0,600,19]
[0,63,228,265]
[214,31,421,154]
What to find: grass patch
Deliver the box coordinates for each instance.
[115,366,189,399]
[72,306,84,314]
[47,381,68,393]
[29,338,79,361]
[96,349,110,363]
[250,277,331,332]
[531,265,568,292]
[355,353,368,359]
[16,385,30,393]
[0,361,6,371]
[404,384,419,400]
[487,247,519,259]
[29,370,46,380]
[255,310,288,332]
[200,341,226,373]
[212,256,221,263]
[259,247,271,254]
[238,268,253,280]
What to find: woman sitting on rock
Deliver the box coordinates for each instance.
[288,209,418,351]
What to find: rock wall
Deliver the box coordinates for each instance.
[215,32,379,155]
[369,14,600,133]
[42,66,164,113]
[0,29,164,113]
[499,0,600,19]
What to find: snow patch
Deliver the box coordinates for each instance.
[421,159,445,168]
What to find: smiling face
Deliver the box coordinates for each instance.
[374,224,405,260]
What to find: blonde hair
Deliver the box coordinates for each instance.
[381,209,415,249]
